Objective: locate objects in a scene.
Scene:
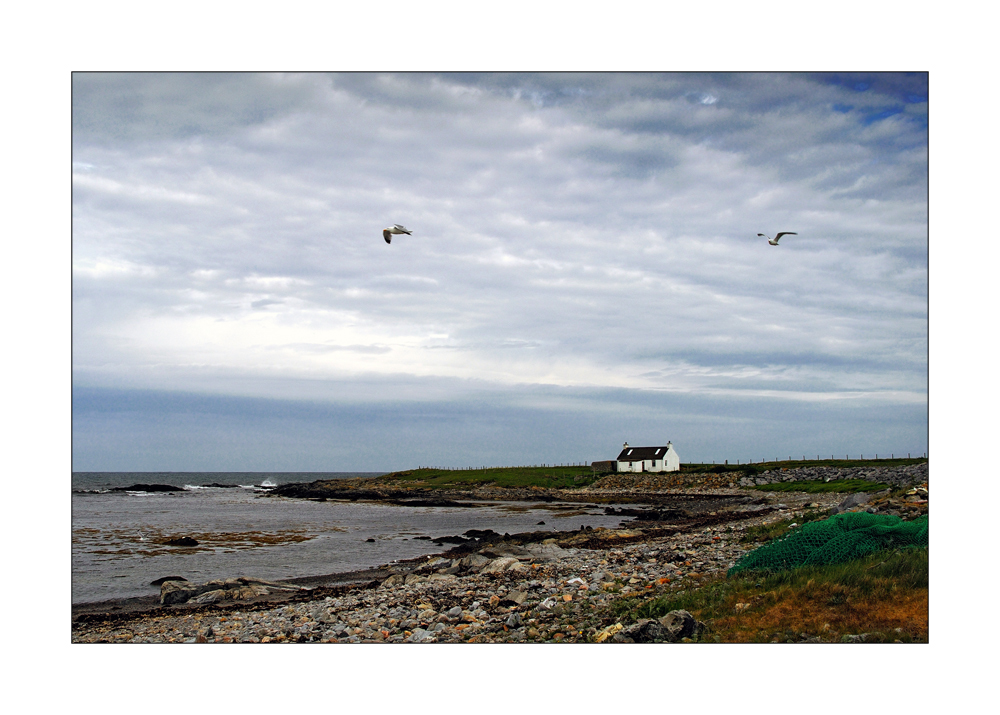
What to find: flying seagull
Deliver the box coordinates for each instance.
[383,224,413,244]
[759,231,797,246]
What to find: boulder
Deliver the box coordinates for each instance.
[164,536,199,547]
[158,576,306,605]
[160,580,205,605]
[189,589,228,604]
[831,492,870,514]
[459,553,491,572]
[111,484,185,492]
[149,576,187,586]
[481,556,521,574]
[523,542,570,562]
[658,610,696,641]
[623,619,669,643]
[593,623,623,643]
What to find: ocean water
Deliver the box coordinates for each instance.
[72,472,628,604]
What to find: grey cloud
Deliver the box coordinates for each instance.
[72,72,322,143]
[72,72,926,466]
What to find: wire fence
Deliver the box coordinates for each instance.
[415,454,927,471]
[414,463,594,471]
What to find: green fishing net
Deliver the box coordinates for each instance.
[728,513,928,575]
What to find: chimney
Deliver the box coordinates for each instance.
[666,441,672,449]
[623,442,629,450]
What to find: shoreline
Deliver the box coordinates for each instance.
[72,464,929,643]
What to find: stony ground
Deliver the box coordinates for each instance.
[72,464,929,644]
[72,488,912,643]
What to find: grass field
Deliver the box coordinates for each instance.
[380,466,601,489]
[611,547,928,643]
[379,458,926,490]
[754,479,894,494]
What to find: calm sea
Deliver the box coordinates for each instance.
[72,472,627,604]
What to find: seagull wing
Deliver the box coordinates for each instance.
[383,229,392,244]
[774,232,797,240]
[757,233,769,238]
[394,224,412,234]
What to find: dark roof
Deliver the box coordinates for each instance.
[616,445,672,461]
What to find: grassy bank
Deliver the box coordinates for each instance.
[611,547,928,643]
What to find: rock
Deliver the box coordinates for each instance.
[841,633,871,643]
[524,542,570,562]
[658,610,696,641]
[623,619,669,643]
[110,484,185,492]
[506,613,523,628]
[594,623,623,643]
[311,605,335,623]
[407,628,433,643]
[499,590,528,606]
[189,589,228,604]
[160,580,204,605]
[481,556,521,574]
[158,576,305,605]
[381,574,406,587]
[164,536,199,547]
[536,597,557,611]
[149,576,187,586]
[459,553,491,572]
[831,492,870,514]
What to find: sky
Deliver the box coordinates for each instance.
[71,72,928,471]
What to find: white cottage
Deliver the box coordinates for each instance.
[616,441,680,473]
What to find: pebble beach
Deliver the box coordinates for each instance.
[72,462,928,644]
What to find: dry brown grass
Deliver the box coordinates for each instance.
[709,580,928,642]
[614,547,928,643]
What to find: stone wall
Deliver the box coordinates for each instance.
[736,463,928,489]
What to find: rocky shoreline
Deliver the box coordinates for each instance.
[71,465,928,644]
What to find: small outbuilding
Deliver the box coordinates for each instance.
[616,441,680,473]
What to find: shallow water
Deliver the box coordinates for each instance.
[72,473,627,604]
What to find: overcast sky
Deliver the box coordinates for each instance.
[71,72,928,471]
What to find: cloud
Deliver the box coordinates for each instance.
[72,72,927,466]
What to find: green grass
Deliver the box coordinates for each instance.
[378,458,926,490]
[753,479,893,494]
[681,457,925,474]
[737,510,830,544]
[379,466,602,489]
[609,547,928,643]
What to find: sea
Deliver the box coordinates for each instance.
[72,472,629,605]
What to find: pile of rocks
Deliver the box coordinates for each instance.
[736,463,928,489]
[159,577,311,605]
[589,472,743,491]
[830,486,929,518]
